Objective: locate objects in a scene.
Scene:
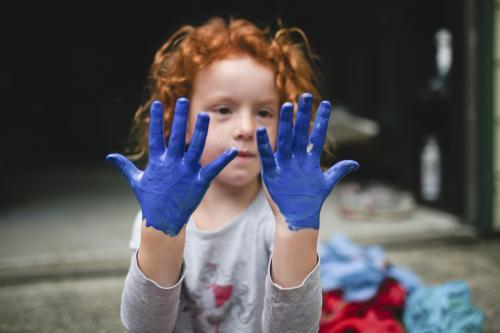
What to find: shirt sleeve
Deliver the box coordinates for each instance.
[129,210,142,250]
[262,215,275,255]
[120,250,186,333]
[262,255,322,333]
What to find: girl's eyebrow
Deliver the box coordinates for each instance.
[257,97,279,106]
[202,94,236,105]
[204,94,279,107]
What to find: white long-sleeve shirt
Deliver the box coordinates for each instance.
[121,189,322,332]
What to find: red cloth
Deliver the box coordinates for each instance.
[319,278,406,333]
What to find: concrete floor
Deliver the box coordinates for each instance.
[1,239,498,332]
[0,164,498,332]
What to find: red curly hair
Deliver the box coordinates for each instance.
[126,17,329,165]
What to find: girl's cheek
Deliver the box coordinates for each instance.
[185,117,197,144]
[185,130,193,145]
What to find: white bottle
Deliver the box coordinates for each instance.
[421,136,441,201]
[435,29,452,78]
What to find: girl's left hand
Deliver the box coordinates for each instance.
[257,93,359,231]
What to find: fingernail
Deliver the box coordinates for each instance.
[151,100,163,111]
[319,101,332,117]
[197,112,210,124]
[256,127,267,141]
[301,92,313,100]
[349,162,360,171]
[320,100,332,109]
[281,103,293,120]
[299,93,313,109]
[104,154,115,165]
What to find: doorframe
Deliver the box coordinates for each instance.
[466,0,496,232]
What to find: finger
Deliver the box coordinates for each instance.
[257,127,277,174]
[200,148,238,182]
[275,102,293,163]
[167,98,189,159]
[148,100,166,160]
[325,160,359,189]
[105,153,142,186]
[184,112,210,167]
[308,101,332,159]
[291,93,313,158]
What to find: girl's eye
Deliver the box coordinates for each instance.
[216,107,231,115]
[258,110,272,118]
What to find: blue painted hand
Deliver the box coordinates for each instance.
[105,99,238,236]
[257,93,359,231]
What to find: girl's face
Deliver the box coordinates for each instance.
[188,54,279,188]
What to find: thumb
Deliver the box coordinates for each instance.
[325,160,359,188]
[105,153,142,186]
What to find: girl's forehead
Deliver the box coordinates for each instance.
[191,55,279,102]
[198,54,273,78]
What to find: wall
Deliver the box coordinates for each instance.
[495,0,500,229]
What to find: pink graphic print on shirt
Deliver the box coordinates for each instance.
[182,261,255,332]
[210,284,234,307]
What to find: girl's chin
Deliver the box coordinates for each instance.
[214,171,260,188]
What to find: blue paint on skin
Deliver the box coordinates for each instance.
[105,98,238,236]
[257,93,359,231]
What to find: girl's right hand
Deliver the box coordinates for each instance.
[105,98,238,236]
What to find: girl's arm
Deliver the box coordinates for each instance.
[261,207,323,333]
[257,94,358,287]
[271,213,318,287]
[257,94,358,331]
[138,222,186,287]
[264,191,319,287]
[107,98,236,284]
[120,225,187,333]
[106,99,237,332]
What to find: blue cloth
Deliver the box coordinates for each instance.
[319,234,421,301]
[404,281,484,333]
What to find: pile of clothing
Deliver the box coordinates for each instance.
[319,235,485,333]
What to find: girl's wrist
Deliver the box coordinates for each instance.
[140,221,187,258]
[138,222,186,287]
[274,222,319,244]
[271,225,319,287]
[141,219,187,241]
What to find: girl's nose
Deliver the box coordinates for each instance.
[233,112,255,140]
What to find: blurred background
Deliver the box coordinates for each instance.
[0,0,499,332]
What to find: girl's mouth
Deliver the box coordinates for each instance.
[237,151,255,158]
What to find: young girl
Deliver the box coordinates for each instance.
[106,17,358,332]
